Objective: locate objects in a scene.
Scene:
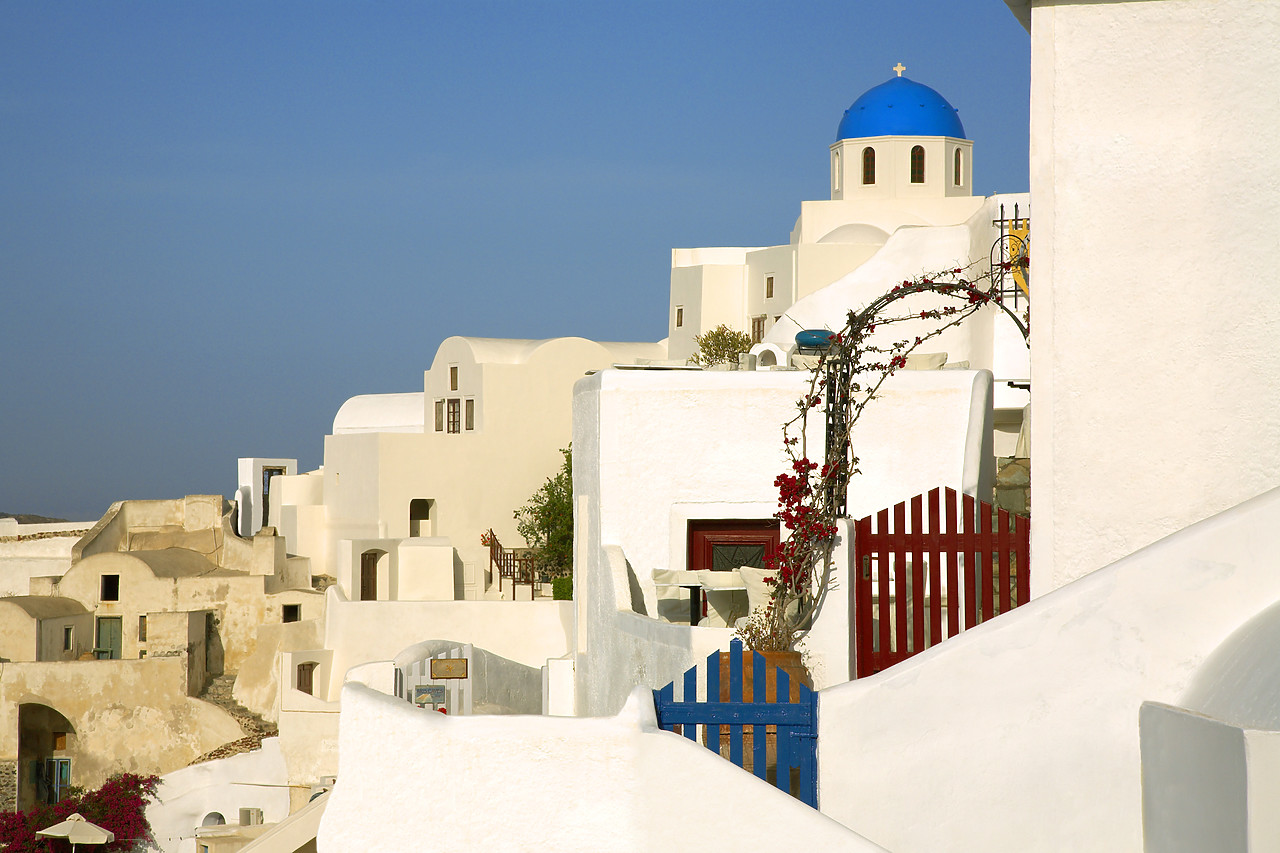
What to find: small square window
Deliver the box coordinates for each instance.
[283,604,301,623]
[100,575,119,602]
[675,306,684,328]
[137,615,147,642]
[765,276,774,299]
[52,731,67,751]
[434,399,444,432]
[449,366,458,391]
[465,399,475,431]
[63,625,73,651]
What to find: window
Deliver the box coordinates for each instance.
[62,625,73,652]
[910,146,925,183]
[832,149,841,193]
[282,604,301,623]
[687,519,781,573]
[954,148,962,186]
[765,276,774,299]
[52,731,67,751]
[675,306,684,328]
[297,661,317,696]
[434,399,444,432]
[449,365,458,391]
[862,147,875,184]
[45,758,71,804]
[465,398,475,431]
[137,615,147,642]
[446,399,461,434]
[751,315,766,344]
[100,574,119,602]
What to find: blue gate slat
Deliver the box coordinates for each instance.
[752,654,767,780]
[728,647,743,766]
[682,667,698,741]
[705,649,721,752]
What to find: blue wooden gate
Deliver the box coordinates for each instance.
[653,639,818,807]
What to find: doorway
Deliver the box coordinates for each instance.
[360,551,381,601]
[95,616,122,660]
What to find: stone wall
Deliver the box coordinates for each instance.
[996,456,1030,516]
[0,759,16,811]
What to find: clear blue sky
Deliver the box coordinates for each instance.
[0,1,1029,521]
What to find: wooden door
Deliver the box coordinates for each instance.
[95,617,122,660]
[360,551,379,601]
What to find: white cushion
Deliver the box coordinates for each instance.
[738,566,778,615]
[904,351,948,370]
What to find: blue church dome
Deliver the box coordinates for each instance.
[836,75,967,140]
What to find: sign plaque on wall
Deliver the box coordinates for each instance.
[414,685,447,706]
[430,658,468,679]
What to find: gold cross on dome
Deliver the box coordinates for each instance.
[893,62,906,77]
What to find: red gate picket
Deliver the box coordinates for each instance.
[853,487,1029,677]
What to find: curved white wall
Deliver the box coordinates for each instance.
[317,684,884,852]
[818,486,1280,852]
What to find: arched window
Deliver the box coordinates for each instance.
[832,149,841,194]
[862,147,875,185]
[954,148,962,186]
[910,146,925,184]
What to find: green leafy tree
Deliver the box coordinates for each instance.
[514,446,573,579]
[689,324,753,366]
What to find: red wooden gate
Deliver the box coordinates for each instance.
[853,487,1029,677]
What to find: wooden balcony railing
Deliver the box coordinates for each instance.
[485,529,536,595]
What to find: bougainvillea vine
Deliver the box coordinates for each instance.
[739,258,1029,651]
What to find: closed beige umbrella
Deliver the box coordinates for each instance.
[36,812,115,851]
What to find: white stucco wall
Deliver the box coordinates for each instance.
[0,527,90,596]
[235,458,297,538]
[1028,0,1280,593]
[149,738,292,853]
[322,586,572,683]
[317,684,884,853]
[816,486,1280,852]
[572,367,992,714]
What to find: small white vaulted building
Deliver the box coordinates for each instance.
[260,335,664,603]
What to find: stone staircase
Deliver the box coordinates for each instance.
[189,672,279,766]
